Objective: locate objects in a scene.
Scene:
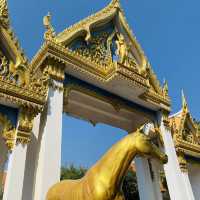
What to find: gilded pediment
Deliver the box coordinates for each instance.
[181,116,197,144]
[53,0,169,99]
[170,92,200,158]
[55,0,145,70]
[0,0,48,110]
[31,0,170,110]
[0,0,29,86]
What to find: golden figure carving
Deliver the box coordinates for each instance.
[0,50,29,86]
[0,0,10,28]
[9,60,30,86]
[46,129,167,200]
[116,34,128,65]
[71,32,113,67]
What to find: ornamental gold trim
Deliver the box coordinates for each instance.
[31,41,170,110]
[177,150,188,173]
[0,113,16,151]
[16,107,38,145]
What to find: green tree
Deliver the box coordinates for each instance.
[60,164,87,181]
[122,171,140,200]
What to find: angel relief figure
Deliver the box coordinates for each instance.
[0,51,9,76]
[115,33,129,65]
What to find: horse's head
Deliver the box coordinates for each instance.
[132,130,168,164]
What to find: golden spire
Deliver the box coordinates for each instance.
[110,0,122,12]
[163,79,169,96]
[111,0,120,6]
[181,90,188,113]
[0,0,9,28]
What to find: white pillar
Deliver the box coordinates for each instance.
[159,113,195,200]
[33,81,63,200]
[188,163,200,199]
[135,157,156,200]
[135,123,163,200]
[151,160,163,200]
[3,144,28,200]
[21,114,41,200]
[181,172,195,199]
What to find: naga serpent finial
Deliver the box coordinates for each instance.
[43,12,56,41]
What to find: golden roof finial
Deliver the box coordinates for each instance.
[0,0,9,28]
[181,89,188,113]
[43,12,56,41]
[163,79,169,96]
[110,0,122,12]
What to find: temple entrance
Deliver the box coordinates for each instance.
[0,0,200,200]
[58,78,166,199]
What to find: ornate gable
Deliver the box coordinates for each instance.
[170,91,200,161]
[31,0,170,112]
[0,0,48,111]
[0,0,51,146]
[55,0,168,99]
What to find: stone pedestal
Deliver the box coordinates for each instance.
[33,81,63,200]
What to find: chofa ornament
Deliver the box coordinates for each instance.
[46,128,167,200]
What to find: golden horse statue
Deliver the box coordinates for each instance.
[46,129,168,200]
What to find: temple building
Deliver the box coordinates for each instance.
[0,0,199,200]
[168,92,200,199]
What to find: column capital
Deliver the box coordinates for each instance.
[45,59,65,82]
[0,113,16,151]
[159,110,171,129]
[177,149,188,173]
[16,107,38,145]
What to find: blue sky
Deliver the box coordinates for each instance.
[9,0,200,167]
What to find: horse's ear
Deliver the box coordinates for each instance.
[139,124,145,133]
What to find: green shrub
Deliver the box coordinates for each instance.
[0,188,3,200]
